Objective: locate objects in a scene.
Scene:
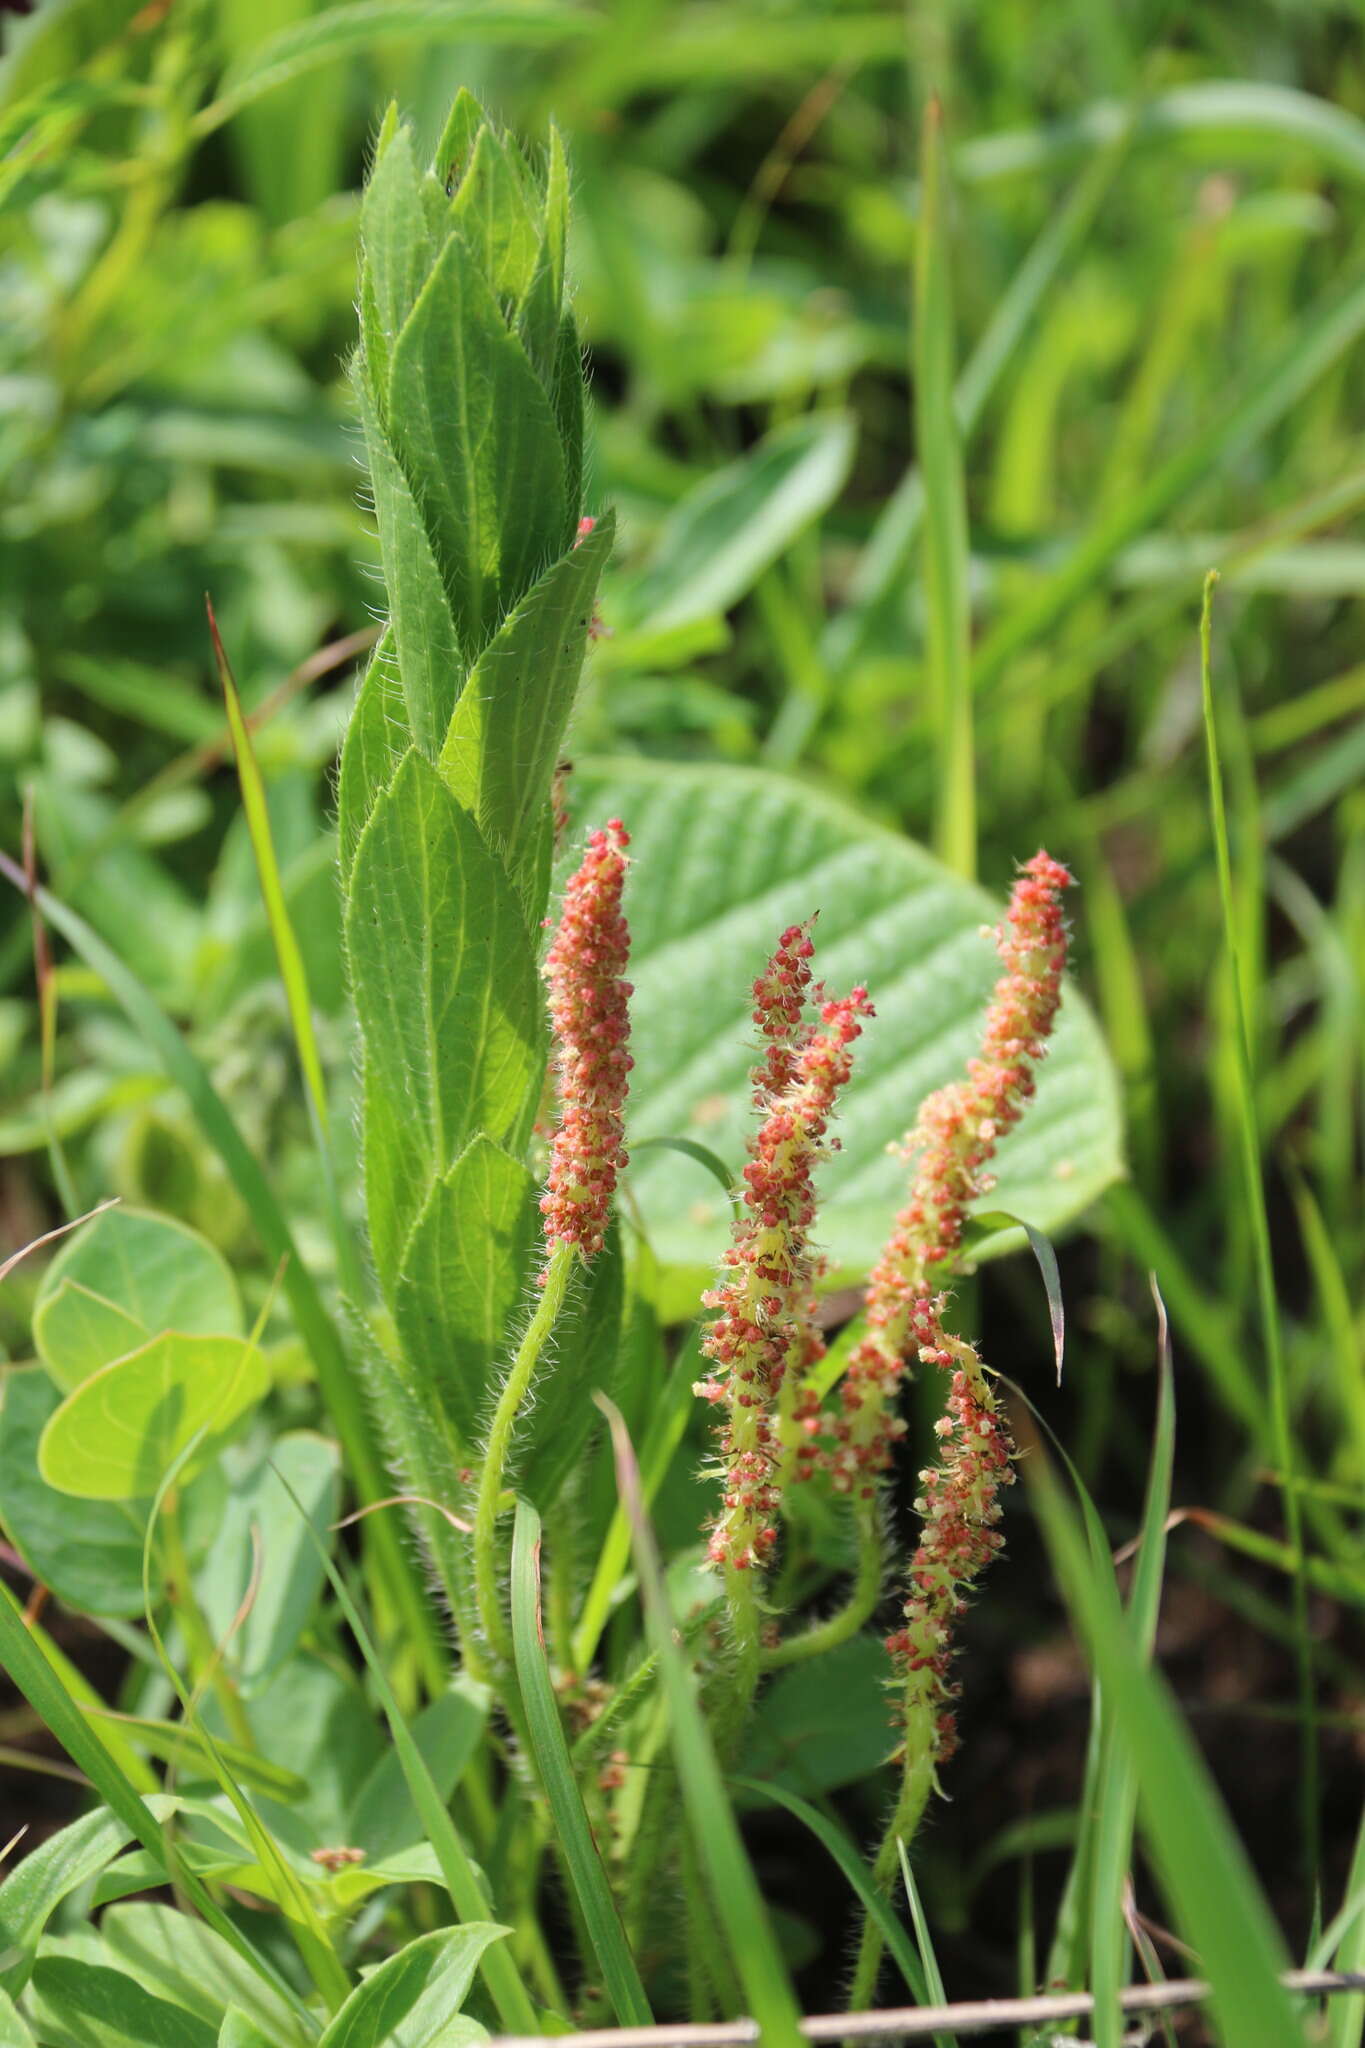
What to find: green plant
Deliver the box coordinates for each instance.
[0,16,1362,2045]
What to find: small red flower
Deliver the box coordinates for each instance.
[540,820,633,1261]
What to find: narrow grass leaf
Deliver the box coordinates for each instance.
[208,603,363,1308]
[0,1581,306,2027]
[895,1842,958,2048]
[269,1464,539,2034]
[510,1500,652,2026]
[733,1778,929,2007]
[1200,577,1315,1866]
[1089,1287,1176,2048]
[1023,1428,1301,2048]
[915,98,975,879]
[594,1394,804,2048]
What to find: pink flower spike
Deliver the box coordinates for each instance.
[700,928,873,1574]
[831,851,1072,1491]
[540,820,633,1263]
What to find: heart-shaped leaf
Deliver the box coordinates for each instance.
[567,759,1123,1307]
[38,1334,269,1501]
[33,1207,242,1392]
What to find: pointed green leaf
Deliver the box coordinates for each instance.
[101,1902,307,2048]
[336,629,405,885]
[346,750,544,1286]
[433,88,485,191]
[438,513,614,878]
[394,1137,540,1450]
[450,126,543,306]
[38,1334,269,1502]
[387,232,566,645]
[318,1925,504,2048]
[360,124,432,403]
[355,378,464,758]
[0,1803,172,2001]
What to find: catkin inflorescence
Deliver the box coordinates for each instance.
[540,820,634,1262]
[831,851,1073,1495]
[695,924,872,1572]
[874,852,1072,1766]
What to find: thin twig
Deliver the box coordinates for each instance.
[489,1970,1365,2047]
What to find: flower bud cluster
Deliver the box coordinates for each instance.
[696,925,872,1572]
[540,821,633,1261]
[829,852,1072,1491]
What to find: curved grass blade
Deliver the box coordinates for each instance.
[1022,1421,1301,2048]
[207,601,363,1309]
[1089,1283,1176,2048]
[572,1328,703,1676]
[0,851,444,1695]
[268,1462,539,2035]
[593,1394,804,2048]
[732,1777,929,2009]
[1200,577,1315,1871]
[915,97,974,879]
[0,1582,310,2032]
[510,1500,652,2026]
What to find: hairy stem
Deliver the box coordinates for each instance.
[848,1719,937,2010]
[473,1241,576,1665]
[760,1498,884,1671]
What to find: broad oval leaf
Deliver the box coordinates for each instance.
[33,1206,242,1392]
[0,1369,148,1616]
[196,1434,343,1693]
[38,1334,270,1501]
[28,1956,217,2048]
[568,759,1123,1302]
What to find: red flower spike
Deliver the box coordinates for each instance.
[830,851,1072,1491]
[884,1337,1016,1772]
[698,930,872,1573]
[540,820,633,1263]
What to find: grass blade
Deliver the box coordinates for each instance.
[1199,575,1315,1873]
[0,852,445,1696]
[207,602,363,1309]
[572,1329,703,1676]
[972,267,1365,696]
[1089,1285,1176,2048]
[594,1395,804,2048]
[0,1582,310,2031]
[269,1464,538,2035]
[1022,1423,1301,2048]
[895,1841,958,2048]
[733,1778,928,2007]
[915,96,974,880]
[510,1500,652,2027]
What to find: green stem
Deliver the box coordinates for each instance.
[161,1503,255,1754]
[761,1499,884,1671]
[474,1241,576,1665]
[848,1742,935,2012]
